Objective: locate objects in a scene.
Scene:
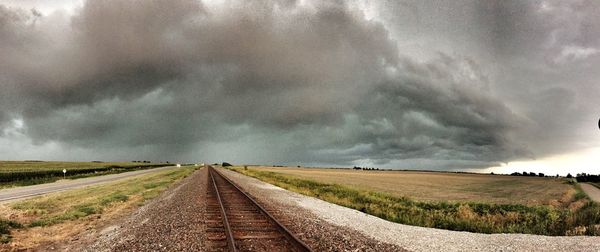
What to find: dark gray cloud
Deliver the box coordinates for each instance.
[0,0,598,169]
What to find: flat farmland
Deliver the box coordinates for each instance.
[0,161,169,188]
[248,166,574,206]
[0,161,154,172]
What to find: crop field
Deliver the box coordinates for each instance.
[232,166,600,236]
[0,161,169,187]
[0,161,158,172]
[248,166,573,206]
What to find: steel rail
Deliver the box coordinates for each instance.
[209,166,238,252]
[210,166,312,252]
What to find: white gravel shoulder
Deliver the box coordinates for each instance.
[219,169,600,252]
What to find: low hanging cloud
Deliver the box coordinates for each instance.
[3,0,596,169]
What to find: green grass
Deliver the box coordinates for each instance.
[0,161,170,188]
[574,184,589,201]
[100,193,129,206]
[0,166,198,243]
[232,167,600,236]
[0,219,22,243]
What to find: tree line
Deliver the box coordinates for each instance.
[509,171,549,177]
[353,166,380,170]
[574,173,600,183]
[509,171,600,182]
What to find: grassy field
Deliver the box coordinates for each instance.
[0,161,170,188]
[248,167,574,206]
[231,166,600,236]
[0,166,198,246]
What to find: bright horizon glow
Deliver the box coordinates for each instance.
[480,147,600,176]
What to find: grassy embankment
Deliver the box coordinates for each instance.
[0,161,170,188]
[231,166,600,236]
[0,166,198,245]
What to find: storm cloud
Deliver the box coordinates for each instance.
[0,0,599,170]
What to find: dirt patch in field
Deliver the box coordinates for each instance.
[1,204,136,251]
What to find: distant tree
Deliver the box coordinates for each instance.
[575,173,600,183]
[490,172,495,175]
[222,162,232,167]
[538,173,545,177]
[566,173,573,178]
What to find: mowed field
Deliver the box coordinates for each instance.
[249,166,574,206]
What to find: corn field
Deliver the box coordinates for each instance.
[0,161,168,183]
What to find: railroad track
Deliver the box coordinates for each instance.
[205,166,312,252]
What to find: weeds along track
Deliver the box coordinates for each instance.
[205,166,312,252]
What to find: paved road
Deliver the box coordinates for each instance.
[0,166,179,202]
[580,183,600,202]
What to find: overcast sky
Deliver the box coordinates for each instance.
[0,0,599,174]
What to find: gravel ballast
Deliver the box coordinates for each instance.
[218,168,600,252]
[83,168,209,251]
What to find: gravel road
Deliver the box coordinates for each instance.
[218,168,600,252]
[0,166,178,202]
[580,183,600,202]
